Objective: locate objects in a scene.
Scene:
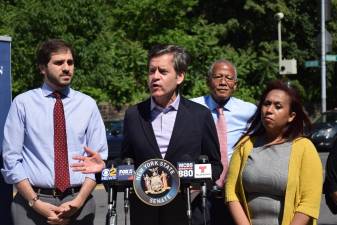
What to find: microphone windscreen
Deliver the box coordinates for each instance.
[198,155,209,163]
[123,157,134,165]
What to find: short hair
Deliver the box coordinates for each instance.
[36,39,75,66]
[245,80,311,141]
[147,44,190,74]
[207,59,237,80]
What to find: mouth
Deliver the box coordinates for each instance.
[263,117,273,122]
[151,83,161,89]
[217,88,229,93]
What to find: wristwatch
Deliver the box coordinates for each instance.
[28,195,39,207]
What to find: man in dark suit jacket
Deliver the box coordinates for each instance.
[121,44,222,225]
[70,44,222,225]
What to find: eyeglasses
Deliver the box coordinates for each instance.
[211,74,236,82]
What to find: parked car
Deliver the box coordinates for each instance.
[308,110,337,152]
[105,120,123,159]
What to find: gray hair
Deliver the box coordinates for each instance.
[148,44,191,74]
[207,59,237,80]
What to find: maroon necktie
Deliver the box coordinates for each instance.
[215,106,228,188]
[53,92,70,192]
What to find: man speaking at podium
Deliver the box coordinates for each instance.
[121,44,222,225]
[71,44,222,225]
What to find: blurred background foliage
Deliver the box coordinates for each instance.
[1,0,337,113]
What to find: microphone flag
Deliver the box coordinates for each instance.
[117,164,134,181]
[101,166,117,181]
[194,163,212,179]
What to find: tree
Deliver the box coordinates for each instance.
[1,0,336,111]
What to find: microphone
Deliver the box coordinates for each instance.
[195,155,212,214]
[177,161,194,184]
[101,163,118,225]
[177,161,194,224]
[119,158,134,216]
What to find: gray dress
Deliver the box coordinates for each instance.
[242,141,292,225]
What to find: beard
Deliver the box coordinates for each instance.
[45,72,72,89]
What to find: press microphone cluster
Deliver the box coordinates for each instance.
[176,155,212,186]
[177,155,212,225]
[101,158,134,225]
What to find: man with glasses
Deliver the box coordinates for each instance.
[192,59,256,225]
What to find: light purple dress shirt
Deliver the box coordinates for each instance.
[150,95,180,158]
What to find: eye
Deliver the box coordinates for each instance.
[225,75,235,81]
[158,69,168,75]
[212,74,222,79]
[149,67,156,74]
[262,100,271,106]
[275,104,282,110]
[54,61,64,66]
[67,60,74,66]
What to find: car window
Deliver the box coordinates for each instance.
[105,120,123,135]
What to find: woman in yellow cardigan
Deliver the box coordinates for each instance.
[225,80,323,225]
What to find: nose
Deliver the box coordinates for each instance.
[151,68,161,80]
[265,105,274,114]
[62,62,70,73]
[219,77,228,86]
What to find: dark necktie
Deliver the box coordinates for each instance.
[53,92,70,192]
[215,106,228,187]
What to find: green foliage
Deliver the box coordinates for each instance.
[1,0,336,112]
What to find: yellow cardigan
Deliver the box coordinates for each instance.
[225,137,323,225]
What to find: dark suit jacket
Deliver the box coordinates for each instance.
[324,150,337,214]
[121,96,222,225]
[121,96,222,179]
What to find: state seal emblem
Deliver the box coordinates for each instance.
[133,159,180,206]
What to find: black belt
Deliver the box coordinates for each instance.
[32,186,81,197]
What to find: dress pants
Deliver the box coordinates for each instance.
[130,193,188,225]
[191,193,235,225]
[11,192,95,225]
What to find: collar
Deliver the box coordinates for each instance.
[41,83,71,98]
[150,94,180,111]
[206,95,235,112]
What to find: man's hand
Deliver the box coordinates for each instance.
[70,146,105,174]
[33,200,69,225]
[53,197,83,219]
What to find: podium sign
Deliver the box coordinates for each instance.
[0,35,13,225]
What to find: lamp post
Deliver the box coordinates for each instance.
[321,0,327,113]
[275,12,284,75]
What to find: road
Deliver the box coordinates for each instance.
[93,152,337,225]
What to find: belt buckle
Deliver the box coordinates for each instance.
[53,189,58,198]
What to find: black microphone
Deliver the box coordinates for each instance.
[177,161,194,224]
[120,158,134,215]
[195,155,212,213]
[101,163,118,225]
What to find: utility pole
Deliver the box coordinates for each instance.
[275,12,284,75]
[321,0,327,113]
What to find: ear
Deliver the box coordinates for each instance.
[288,112,296,123]
[232,81,238,91]
[39,65,47,76]
[177,72,185,85]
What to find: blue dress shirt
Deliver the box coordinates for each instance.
[191,95,256,161]
[1,83,108,188]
